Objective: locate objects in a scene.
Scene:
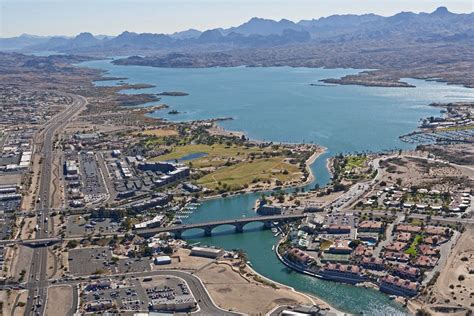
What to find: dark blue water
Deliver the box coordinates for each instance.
[169,152,208,162]
[79,59,474,315]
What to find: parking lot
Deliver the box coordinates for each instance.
[80,276,196,313]
[66,215,120,237]
[69,247,152,276]
[82,279,148,312]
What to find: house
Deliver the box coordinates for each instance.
[423,235,448,245]
[352,244,373,258]
[396,232,412,242]
[384,252,410,262]
[384,242,407,252]
[414,255,437,268]
[418,244,439,257]
[425,225,449,236]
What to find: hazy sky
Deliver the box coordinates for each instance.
[1,0,472,37]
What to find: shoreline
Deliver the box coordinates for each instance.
[243,256,344,314]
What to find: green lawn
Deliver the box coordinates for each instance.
[345,155,367,170]
[152,144,264,168]
[405,234,423,256]
[196,157,301,191]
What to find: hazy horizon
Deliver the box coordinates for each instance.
[1,0,473,38]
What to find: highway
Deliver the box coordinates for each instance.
[25,94,88,316]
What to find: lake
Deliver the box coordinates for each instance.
[79,59,474,315]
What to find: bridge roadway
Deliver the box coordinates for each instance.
[134,214,307,238]
[0,214,307,247]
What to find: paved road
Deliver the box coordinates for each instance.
[25,94,88,316]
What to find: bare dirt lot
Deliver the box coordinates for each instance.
[409,225,474,315]
[432,225,473,308]
[45,285,73,316]
[196,262,314,314]
[378,155,472,192]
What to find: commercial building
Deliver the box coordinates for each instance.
[134,214,166,229]
[154,256,172,265]
[190,246,224,258]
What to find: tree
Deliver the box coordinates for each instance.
[66,240,79,249]
[416,308,432,316]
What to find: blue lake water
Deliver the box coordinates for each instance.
[79,59,474,315]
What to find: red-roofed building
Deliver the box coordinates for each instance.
[396,232,412,242]
[319,263,367,284]
[393,264,420,281]
[396,224,421,233]
[327,224,351,234]
[384,242,407,252]
[418,244,440,257]
[358,220,384,233]
[380,275,419,297]
[414,255,437,268]
[361,257,385,271]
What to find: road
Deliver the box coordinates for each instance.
[25,94,88,316]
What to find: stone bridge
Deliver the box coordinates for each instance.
[134,214,306,238]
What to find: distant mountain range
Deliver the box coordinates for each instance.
[0,7,472,55]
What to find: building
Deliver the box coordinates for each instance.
[182,182,201,193]
[286,248,314,266]
[257,204,282,215]
[361,257,385,271]
[319,263,367,284]
[138,161,176,173]
[396,224,421,234]
[65,160,78,175]
[86,300,114,312]
[154,256,172,265]
[380,276,419,297]
[327,240,352,254]
[393,264,420,281]
[384,242,408,252]
[358,220,383,233]
[327,224,351,234]
[130,194,170,212]
[134,214,166,229]
[190,246,224,258]
[414,255,437,268]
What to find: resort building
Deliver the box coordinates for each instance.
[396,224,422,234]
[319,263,367,284]
[361,257,385,271]
[393,264,420,281]
[380,276,419,297]
[358,220,383,233]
